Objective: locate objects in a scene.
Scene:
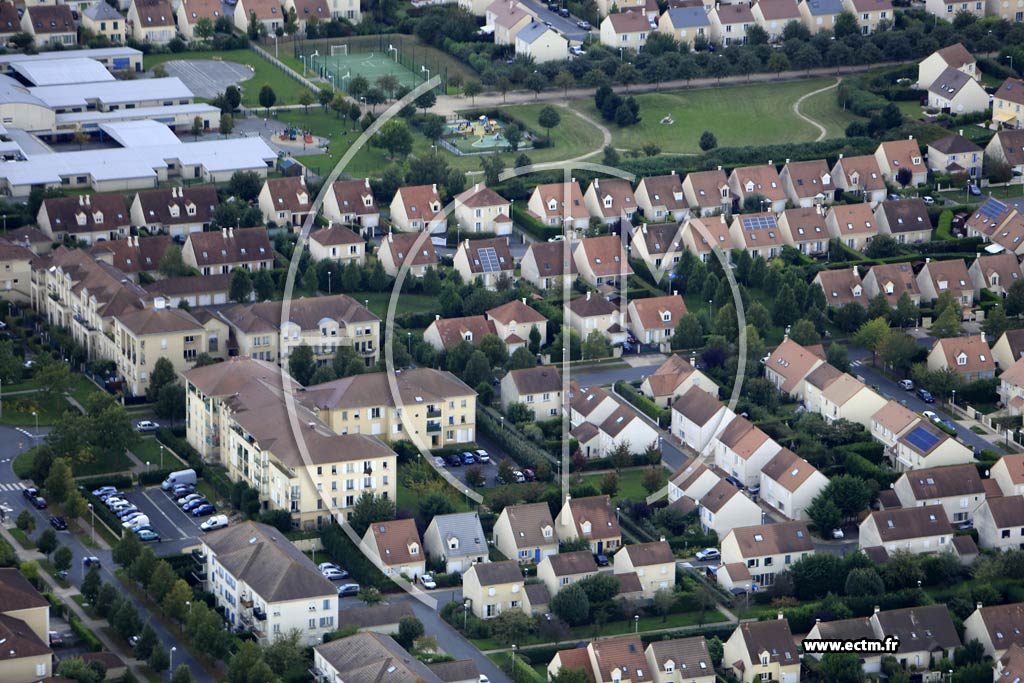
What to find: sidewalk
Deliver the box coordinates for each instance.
[0,525,145,679]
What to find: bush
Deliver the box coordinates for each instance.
[69,614,103,652]
[321,524,389,591]
[614,381,670,427]
[138,469,176,486]
[477,407,554,470]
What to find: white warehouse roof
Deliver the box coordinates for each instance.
[10,58,116,86]
[28,77,193,109]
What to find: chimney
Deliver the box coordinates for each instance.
[716,165,722,171]
[641,7,646,15]
[364,178,371,189]
[431,183,437,193]
[387,231,394,243]
[768,160,773,167]
[785,158,790,164]
[586,291,592,301]
[79,195,84,206]
[777,612,784,620]
[522,298,526,305]
[659,535,666,542]
[839,153,844,160]
[474,183,480,193]
[84,195,91,206]
[435,314,440,320]
[222,228,228,239]
[815,618,821,624]
[561,494,572,525]
[300,176,306,187]
[671,170,676,176]
[228,227,234,238]
[976,602,983,610]
[908,135,914,141]
[874,606,880,614]
[672,289,677,296]
[926,257,931,264]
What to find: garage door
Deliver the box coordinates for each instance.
[448,560,463,573]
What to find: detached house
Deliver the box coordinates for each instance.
[493,502,558,564]
[720,521,814,588]
[863,262,921,307]
[567,291,627,345]
[38,194,130,244]
[779,159,834,208]
[859,505,954,555]
[831,154,887,205]
[323,178,379,235]
[723,618,801,683]
[527,182,589,233]
[487,299,547,352]
[812,267,864,308]
[640,354,717,407]
[309,225,365,266]
[182,227,273,274]
[130,186,218,237]
[870,605,961,672]
[826,202,879,251]
[843,0,891,33]
[893,421,973,471]
[708,2,754,45]
[423,512,488,574]
[992,453,1024,497]
[729,212,787,259]
[798,0,843,31]
[995,78,1024,131]
[537,551,599,596]
[759,448,829,521]
[969,252,1020,296]
[699,479,762,536]
[501,366,563,419]
[646,637,715,683]
[681,169,730,216]
[635,172,689,223]
[627,294,688,345]
[462,561,525,619]
[727,164,786,214]
[893,464,985,525]
[514,21,568,63]
[750,0,801,40]
[584,178,638,226]
[176,0,223,40]
[21,5,76,46]
[986,130,1024,177]
[875,198,932,245]
[555,495,622,555]
[656,7,710,45]
[927,335,995,381]
[378,231,438,278]
[668,456,722,505]
[391,184,446,233]
[362,518,426,579]
[916,258,974,305]
[613,540,676,598]
[925,0,985,19]
[871,400,922,452]
[992,329,1024,370]
[0,567,52,683]
[284,0,331,32]
[259,176,314,230]
[487,0,534,45]
[453,237,514,290]
[574,235,632,287]
[128,0,176,44]
[671,386,734,453]
[423,315,497,353]
[83,1,126,44]
[681,215,735,263]
[713,415,782,488]
[631,222,684,275]
[520,241,577,291]
[875,137,927,187]
[777,207,829,255]
[918,43,978,91]
[971,496,1024,552]
[999,357,1024,415]
[964,602,1024,659]
[928,73,989,116]
[453,184,512,236]
[927,133,984,178]
[599,9,655,51]
[806,617,882,673]
[763,337,826,398]
[234,0,283,34]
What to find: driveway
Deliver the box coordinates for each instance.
[572,361,663,387]
[847,349,997,454]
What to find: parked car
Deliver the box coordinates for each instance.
[523,469,536,482]
[433,456,446,468]
[177,493,203,506]
[120,511,145,524]
[22,487,39,500]
[968,184,982,197]
[747,484,761,497]
[191,504,216,517]
[49,516,67,530]
[559,7,569,16]
[446,455,462,467]
[83,557,101,568]
[922,196,935,205]
[337,583,361,597]
[695,548,721,561]
[49,631,63,646]
[513,470,526,483]
[32,496,47,509]
[171,484,196,497]
[123,515,149,529]
[594,554,609,566]
[420,574,437,589]
[322,567,347,581]
[917,389,935,403]
[136,529,161,542]
[183,498,209,512]
[475,450,491,463]
[200,515,229,532]
[831,528,845,539]
[115,506,140,519]
[898,379,914,391]
[576,19,590,28]
[462,452,476,465]
[134,420,159,433]
[724,476,745,491]
[91,486,117,498]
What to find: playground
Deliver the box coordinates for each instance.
[443,115,533,154]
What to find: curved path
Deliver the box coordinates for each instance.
[564,104,612,162]
[792,78,840,142]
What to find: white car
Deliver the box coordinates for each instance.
[123,515,149,529]
[322,567,348,581]
[695,548,720,561]
[319,562,342,573]
[922,196,935,205]
[475,450,491,463]
[200,515,229,532]
[135,420,159,432]
[922,410,939,423]
[832,528,845,539]
[433,456,446,468]
[420,574,437,589]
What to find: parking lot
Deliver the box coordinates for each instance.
[116,486,206,552]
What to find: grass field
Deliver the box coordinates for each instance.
[143,49,309,107]
[583,467,664,502]
[797,84,863,140]
[569,79,858,153]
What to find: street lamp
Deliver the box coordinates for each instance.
[146,461,151,474]
[160,445,164,470]
[951,389,956,411]
[273,34,278,58]
[32,411,37,442]
[744,584,750,610]
[327,271,332,295]
[1008,55,1015,73]
[169,647,177,677]
[421,65,430,82]
[511,644,517,673]
[407,332,412,355]
[87,503,95,544]
[463,599,471,629]
[615,506,621,523]
[300,55,306,77]
[634,615,639,633]
[500,416,505,431]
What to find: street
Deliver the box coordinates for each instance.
[514,0,590,42]
[0,426,211,683]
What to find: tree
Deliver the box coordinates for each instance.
[854,317,891,364]
[819,653,864,683]
[348,75,370,99]
[421,114,446,142]
[227,171,262,202]
[463,350,492,388]
[699,131,717,151]
[930,305,962,338]
[170,665,192,683]
[582,329,611,360]
[349,492,396,536]
[149,560,177,603]
[807,495,841,536]
[538,106,561,144]
[37,528,58,559]
[288,343,316,386]
[44,457,74,504]
[112,598,142,641]
[81,565,101,603]
[36,359,72,398]
[463,80,483,105]
[375,119,413,159]
[507,347,536,370]
[397,616,425,648]
[415,90,437,113]
[15,510,34,534]
[418,492,455,520]
[578,572,619,604]
[600,472,619,496]
[1008,279,1024,318]
[672,313,704,349]
[189,116,204,141]
[147,357,178,403]
[229,267,252,303]
[789,318,820,346]
[258,85,276,115]
[844,567,884,597]
[551,669,590,683]
[57,658,99,683]
[54,545,73,572]
[158,245,189,278]
[149,644,170,674]
[162,579,193,622]
[504,124,523,152]
[642,467,663,495]
[550,584,589,625]
[879,332,917,376]
[489,608,534,646]
[479,334,509,368]
[789,553,846,599]
[253,269,274,301]
[827,343,849,373]
[113,532,142,567]
[358,587,384,605]
[824,475,871,520]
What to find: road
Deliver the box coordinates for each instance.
[572,360,662,387]
[847,349,997,454]
[516,0,590,42]
[0,426,211,683]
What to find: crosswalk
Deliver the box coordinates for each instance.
[0,482,27,492]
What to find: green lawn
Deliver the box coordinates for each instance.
[131,437,185,469]
[74,449,136,478]
[358,292,442,320]
[939,184,1022,204]
[569,79,841,154]
[9,528,35,549]
[896,100,924,120]
[0,391,74,427]
[583,467,663,503]
[143,49,310,107]
[797,84,865,140]
[12,447,37,479]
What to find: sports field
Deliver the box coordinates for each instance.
[569,79,864,154]
[308,49,425,93]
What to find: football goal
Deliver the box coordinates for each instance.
[330,44,348,57]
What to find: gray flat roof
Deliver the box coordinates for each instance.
[29,78,193,109]
[0,48,142,66]
[0,75,46,108]
[56,103,220,126]
[1,136,276,187]
[99,119,184,147]
[10,58,115,86]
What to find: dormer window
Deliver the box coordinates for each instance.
[169,204,180,218]
[464,332,473,342]
[75,212,87,227]
[449,537,459,550]
[581,521,592,535]
[661,312,671,323]
[547,199,557,211]
[745,181,755,193]
[186,203,196,216]
[603,196,613,208]
[409,543,419,555]
[542,526,553,538]
[912,157,921,165]
[957,353,967,366]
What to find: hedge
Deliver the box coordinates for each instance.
[84,493,124,539]
[69,613,103,652]
[477,406,556,469]
[155,428,204,474]
[511,204,561,241]
[614,382,670,428]
[321,524,391,591]
[78,474,134,490]
[138,469,177,486]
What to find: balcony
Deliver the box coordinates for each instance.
[426,407,442,419]
[253,607,266,621]
[359,346,376,357]
[240,595,254,608]
[363,463,373,474]
[426,420,441,433]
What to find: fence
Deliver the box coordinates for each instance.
[951,401,1024,451]
[250,42,322,93]
[293,35,447,93]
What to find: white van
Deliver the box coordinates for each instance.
[200,514,229,532]
[161,469,197,491]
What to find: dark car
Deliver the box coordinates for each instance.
[49,516,68,531]
[337,583,361,597]
[171,484,196,497]
[192,503,216,517]
[183,498,209,512]
[724,476,745,491]
[968,184,982,197]
[22,487,39,500]
[594,553,609,566]
[83,557,101,568]
[523,469,536,482]
[32,496,48,509]
[447,454,462,467]
[559,7,569,16]
[917,388,935,403]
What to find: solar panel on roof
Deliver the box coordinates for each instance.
[477,246,501,272]
[905,425,940,452]
[741,215,777,231]
[979,198,1008,220]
